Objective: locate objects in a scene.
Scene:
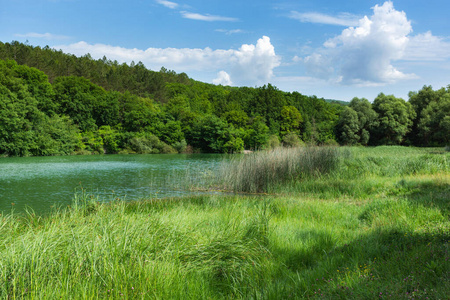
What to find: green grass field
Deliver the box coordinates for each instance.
[1,146,449,299]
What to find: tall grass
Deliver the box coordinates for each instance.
[1,146,449,299]
[217,146,340,193]
[1,176,449,299]
[275,146,449,199]
[0,195,275,299]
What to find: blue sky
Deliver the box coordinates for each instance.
[1,0,449,101]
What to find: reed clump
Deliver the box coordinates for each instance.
[218,146,340,193]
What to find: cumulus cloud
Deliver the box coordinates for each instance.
[303,1,417,85]
[404,31,450,61]
[54,36,280,86]
[181,11,238,22]
[15,32,70,40]
[289,11,360,27]
[213,71,232,86]
[155,0,178,9]
[229,36,281,84]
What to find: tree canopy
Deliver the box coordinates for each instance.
[0,41,449,156]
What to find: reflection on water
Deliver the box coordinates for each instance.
[0,154,224,214]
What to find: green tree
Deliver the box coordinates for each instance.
[408,85,443,145]
[280,105,303,136]
[243,116,269,150]
[349,97,378,145]
[418,93,450,146]
[119,92,160,132]
[52,76,106,131]
[223,110,249,128]
[32,114,80,156]
[372,93,416,145]
[0,60,80,156]
[337,107,360,145]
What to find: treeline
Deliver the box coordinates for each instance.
[338,88,450,147]
[0,41,448,156]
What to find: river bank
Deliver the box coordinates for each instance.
[1,146,449,298]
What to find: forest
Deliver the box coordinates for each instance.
[0,41,449,156]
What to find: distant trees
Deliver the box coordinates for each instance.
[0,41,449,157]
[337,107,360,145]
[337,94,418,146]
[371,93,415,145]
[349,97,377,145]
[409,85,450,146]
[0,60,79,156]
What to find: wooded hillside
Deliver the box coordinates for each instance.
[0,41,448,156]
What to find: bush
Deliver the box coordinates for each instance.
[322,139,340,146]
[173,139,187,153]
[266,135,280,149]
[160,143,177,154]
[281,133,304,148]
[127,134,176,154]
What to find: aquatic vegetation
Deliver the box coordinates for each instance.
[217,146,340,193]
[0,146,449,299]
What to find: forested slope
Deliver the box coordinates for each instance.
[0,41,448,156]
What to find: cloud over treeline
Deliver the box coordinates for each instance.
[54,36,280,86]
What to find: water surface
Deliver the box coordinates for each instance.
[0,154,224,214]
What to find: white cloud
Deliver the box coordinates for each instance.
[303,1,418,85]
[292,56,302,63]
[289,11,360,27]
[15,32,70,40]
[213,71,232,86]
[181,11,238,22]
[155,0,178,9]
[54,36,280,86]
[404,31,450,61]
[215,29,244,35]
[230,36,281,84]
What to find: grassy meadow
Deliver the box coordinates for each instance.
[1,146,449,299]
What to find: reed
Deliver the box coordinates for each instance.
[1,146,449,299]
[217,146,340,193]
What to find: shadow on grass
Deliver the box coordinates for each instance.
[387,178,450,218]
[271,230,335,272]
[282,228,450,299]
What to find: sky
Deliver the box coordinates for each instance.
[1,0,450,101]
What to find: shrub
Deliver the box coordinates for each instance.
[173,139,188,153]
[281,133,305,148]
[266,135,280,149]
[160,143,177,154]
[322,139,340,146]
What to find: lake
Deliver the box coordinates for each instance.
[0,154,225,215]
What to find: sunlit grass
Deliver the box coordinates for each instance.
[1,146,449,299]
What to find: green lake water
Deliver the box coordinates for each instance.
[0,154,225,215]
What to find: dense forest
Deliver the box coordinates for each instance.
[0,41,449,156]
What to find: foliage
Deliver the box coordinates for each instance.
[280,105,303,136]
[371,93,415,145]
[0,41,449,156]
[337,107,360,145]
[266,134,280,149]
[0,60,80,156]
[281,132,304,148]
[0,147,449,298]
[349,97,378,145]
